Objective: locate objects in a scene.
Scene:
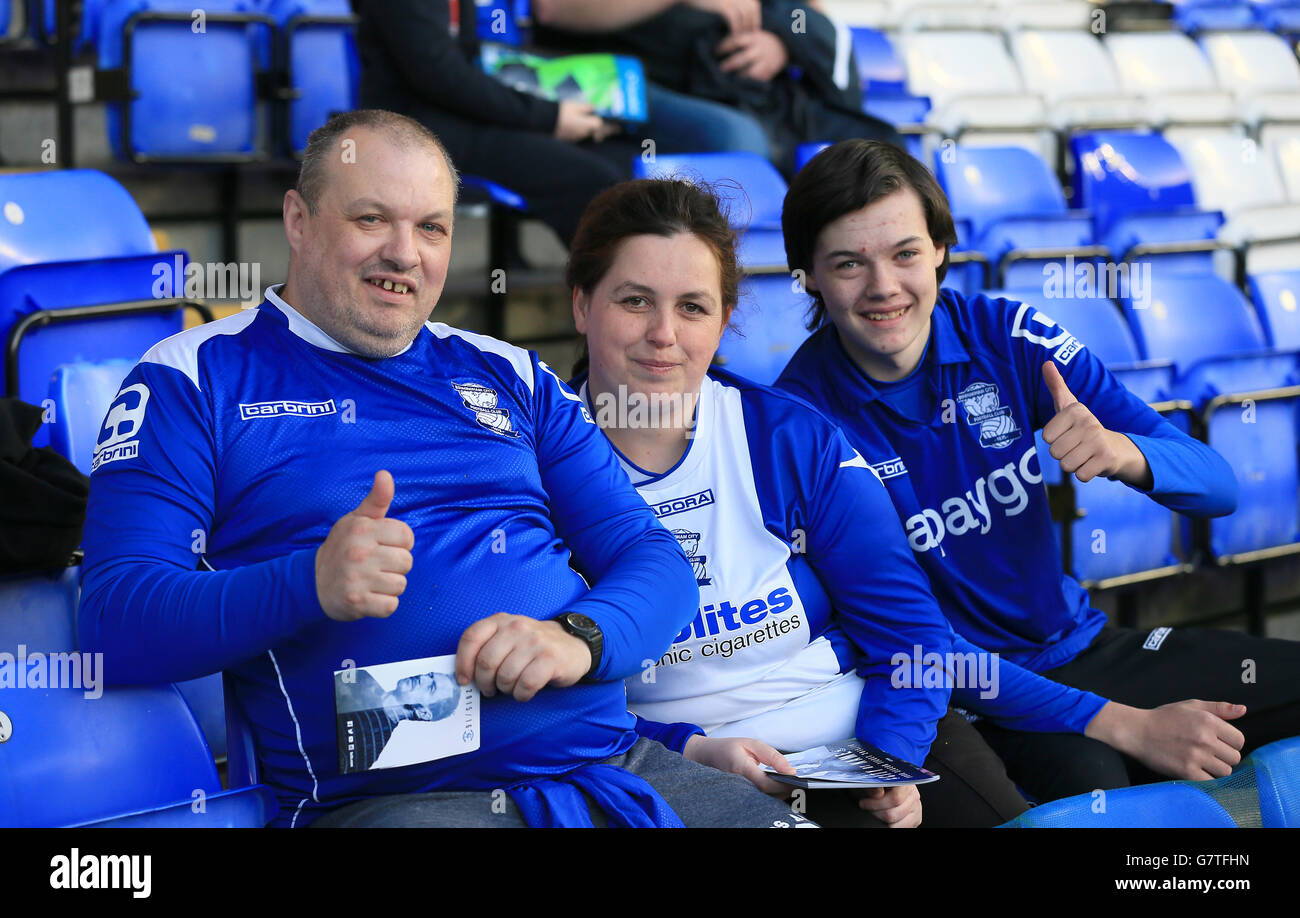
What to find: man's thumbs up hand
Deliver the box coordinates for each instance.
[316,470,415,622]
[1040,362,1151,488]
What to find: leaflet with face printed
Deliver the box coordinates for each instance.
[334,654,480,774]
[760,739,939,789]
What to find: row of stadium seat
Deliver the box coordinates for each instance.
[849,24,1300,169]
[825,0,1300,36]
[0,564,274,826]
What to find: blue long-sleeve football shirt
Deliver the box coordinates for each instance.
[78,287,698,827]
[778,290,1238,733]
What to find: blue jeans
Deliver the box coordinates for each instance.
[642,83,772,159]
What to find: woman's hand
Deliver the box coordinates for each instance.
[684,734,796,795]
[857,785,922,828]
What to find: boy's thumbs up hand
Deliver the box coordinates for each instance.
[1040,362,1151,488]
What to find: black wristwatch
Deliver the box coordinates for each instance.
[556,612,603,681]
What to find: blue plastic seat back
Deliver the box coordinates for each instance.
[1177,1,1258,31]
[1122,273,1268,369]
[1001,779,1241,827]
[851,27,907,94]
[1003,734,1300,827]
[475,0,527,45]
[633,152,788,230]
[715,274,814,385]
[46,359,136,475]
[177,672,227,762]
[0,170,155,272]
[0,255,184,410]
[1206,396,1300,557]
[864,94,931,130]
[1244,735,1300,828]
[0,682,222,827]
[935,146,1070,245]
[0,566,79,655]
[794,142,832,173]
[41,0,103,49]
[1247,268,1300,349]
[99,0,261,158]
[1070,132,1201,239]
[268,0,358,155]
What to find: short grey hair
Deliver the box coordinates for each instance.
[296,109,461,213]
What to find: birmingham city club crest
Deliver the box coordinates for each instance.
[672,529,711,587]
[958,381,1021,449]
[452,382,519,438]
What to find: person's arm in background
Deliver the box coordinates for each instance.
[534,0,761,33]
[753,0,857,100]
[358,0,606,139]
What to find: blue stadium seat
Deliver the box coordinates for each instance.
[794,142,831,174]
[266,0,358,157]
[1121,273,1300,561]
[1070,131,1225,274]
[1247,268,1300,350]
[634,152,788,270]
[851,27,907,95]
[97,0,272,160]
[1172,0,1259,32]
[46,359,135,476]
[38,0,102,48]
[847,28,929,158]
[714,274,813,385]
[935,146,1105,287]
[0,171,188,443]
[1000,735,1300,827]
[0,680,276,827]
[0,565,79,654]
[41,358,232,760]
[988,288,1191,587]
[475,0,530,46]
[1251,0,1300,32]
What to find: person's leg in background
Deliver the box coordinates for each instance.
[641,82,773,160]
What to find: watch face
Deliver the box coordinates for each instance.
[565,613,597,634]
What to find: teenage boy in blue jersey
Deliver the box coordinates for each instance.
[776,139,1300,803]
[76,109,812,828]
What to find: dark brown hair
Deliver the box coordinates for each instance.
[782,140,957,330]
[568,179,742,376]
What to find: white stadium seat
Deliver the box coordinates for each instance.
[900,30,1052,160]
[995,0,1095,32]
[1199,31,1300,130]
[1105,32,1240,131]
[1010,30,1148,130]
[1170,132,1300,272]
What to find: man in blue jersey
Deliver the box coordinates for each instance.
[77,109,812,828]
[776,139,1300,803]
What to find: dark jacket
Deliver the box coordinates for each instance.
[0,398,88,572]
[533,0,861,123]
[355,0,560,133]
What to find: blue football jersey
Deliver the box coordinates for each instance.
[79,287,698,827]
[778,289,1238,730]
